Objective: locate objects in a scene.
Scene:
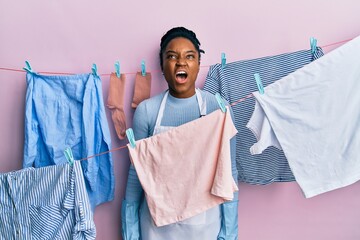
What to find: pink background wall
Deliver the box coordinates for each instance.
[1,0,359,239]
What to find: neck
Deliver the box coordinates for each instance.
[168,88,196,99]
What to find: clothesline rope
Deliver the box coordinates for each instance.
[320,38,353,48]
[229,93,254,107]
[78,145,128,161]
[0,37,353,76]
[80,92,255,161]
[0,36,354,162]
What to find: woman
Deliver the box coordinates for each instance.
[122,27,239,240]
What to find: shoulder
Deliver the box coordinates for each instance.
[200,89,234,116]
[132,91,166,139]
[200,89,216,101]
[134,91,165,116]
[199,89,221,114]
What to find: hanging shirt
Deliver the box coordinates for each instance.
[203,47,324,184]
[247,35,360,198]
[23,72,114,209]
[0,161,96,240]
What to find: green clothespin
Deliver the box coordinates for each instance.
[115,61,120,78]
[23,60,35,73]
[64,147,74,166]
[254,73,264,95]
[310,37,317,54]
[215,93,227,113]
[126,128,136,148]
[92,63,99,77]
[141,60,146,76]
[221,53,226,68]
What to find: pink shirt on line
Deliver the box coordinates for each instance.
[127,106,238,227]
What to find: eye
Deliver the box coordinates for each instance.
[166,54,177,59]
[186,54,195,60]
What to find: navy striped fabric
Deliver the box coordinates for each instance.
[203,47,324,184]
[0,161,95,240]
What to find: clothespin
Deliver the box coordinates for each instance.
[64,147,74,166]
[126,128,136,148]
[23,60,35,73]
[141,60,146,76]
[221,53,226,68]
[310,37,317,54]
[254,73,264,95]
[92,63,99,77]
[215,93,227,113]
[114,61,120,78]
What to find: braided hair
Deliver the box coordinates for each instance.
[159,27,205,70]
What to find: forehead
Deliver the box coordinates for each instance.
[165,37,197,52]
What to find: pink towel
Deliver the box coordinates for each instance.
[127,107,238,227]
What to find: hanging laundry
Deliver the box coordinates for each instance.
[203,47,324,184]
[127,106,238,227]
[23,72,114,209]
[0,161,96,239]
[107,72,127,140]
[122,89,238,240]
[247,35,360,198]
[131,71,152,108]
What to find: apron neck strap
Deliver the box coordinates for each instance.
[154,89,206,128]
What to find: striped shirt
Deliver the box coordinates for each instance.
[203,48,324,184]
[0,161,95,240]
[247,36,360,197]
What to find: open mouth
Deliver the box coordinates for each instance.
[175,71,188,83]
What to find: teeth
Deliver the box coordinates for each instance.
[176,71,186,75]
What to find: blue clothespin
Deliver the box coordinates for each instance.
[92,63,99,77]
[141,60,146,76]
[215,93,227,113]
[221,53,226,68]
[64,147,74,166]
[254,73,264,95]
[23,60,35,73]
[310,37,317,54]
[114,61,120,78]
[126,128,136,148]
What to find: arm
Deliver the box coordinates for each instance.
[121,166,143,240]
[218,105,239,240]
[121,102,151,240]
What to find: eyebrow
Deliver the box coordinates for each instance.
[165,50,177,54]
[165,50,197,54]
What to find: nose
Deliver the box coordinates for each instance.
[176,56,187,66]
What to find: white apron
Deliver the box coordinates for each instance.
[139,89,221,240]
